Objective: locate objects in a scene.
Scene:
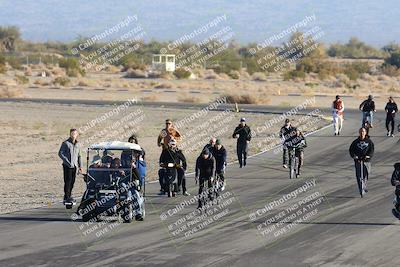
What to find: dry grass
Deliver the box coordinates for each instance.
[154,82,173,89]
[178,94,200,103]
[223,93,270,104]
[0,87,24,98]
[142,94,159,101]
[125,69,147,78]
[252,72,267,81]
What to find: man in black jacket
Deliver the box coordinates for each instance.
[359,95,376,128]
[159,139,188,195]
[349,127,374,196]
[214,139,227,190]
[232,118,251,168]
[385,96,398,137]
[58,128,82,203]
[280,119,295,168]
[391,163,400,214]
[195,148,215,208]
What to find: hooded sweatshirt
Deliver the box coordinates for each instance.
[195,153,215,178]
[349,136,374,162]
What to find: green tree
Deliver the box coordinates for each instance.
[385,51,400,68]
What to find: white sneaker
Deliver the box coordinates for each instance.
[283,164,288,169]
[220,181,226,191]
[387,131,390,136]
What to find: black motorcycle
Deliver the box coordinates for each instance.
[160,163,178,197]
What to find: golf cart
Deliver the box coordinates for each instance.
[78,141,146,223]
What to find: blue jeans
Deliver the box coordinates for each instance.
[362,111,373,126]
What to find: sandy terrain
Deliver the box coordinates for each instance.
[0,101,328,214]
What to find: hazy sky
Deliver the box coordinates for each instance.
[1,0,399,47]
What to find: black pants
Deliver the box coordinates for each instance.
[288,149,304,173]
[386,115,395,135]
[237,142,248,166]
[216,170,225,182]
[198,177,212,206]
[63,165,77,200]
[282,146,288,165]
[177,168,186,193]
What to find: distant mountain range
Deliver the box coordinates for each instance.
[0,0,399,47]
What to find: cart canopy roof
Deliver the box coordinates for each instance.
[89,141,142,151]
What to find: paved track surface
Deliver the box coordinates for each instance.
[0,102,398,267]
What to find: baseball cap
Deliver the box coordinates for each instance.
[215,139,221,145]
[202,148,210,155]
[91,155,101,164]
[240,118,246,122]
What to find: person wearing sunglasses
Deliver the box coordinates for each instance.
[157,119,182,149]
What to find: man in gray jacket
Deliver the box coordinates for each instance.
[58,128,82,203]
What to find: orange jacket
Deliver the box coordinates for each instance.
[157,126,182,148]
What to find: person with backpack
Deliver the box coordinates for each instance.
[359,95,376,128]
[385,96,398,137]
[232,118,251,168]
[332,95,344,136]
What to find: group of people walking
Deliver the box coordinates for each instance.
[333,94,398,197]
[57,93,400,214]
[332,94,398,137]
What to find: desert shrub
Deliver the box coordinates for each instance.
[15,74,29,84]
[243,58,261,75]
[283,70,306,80]
[78,80,89,86]
[124,69,148,78]
[173,68,191,79]
[224,94,258,104]
[385,51,400,68]
[58,57,85,77]
[119,55,146,72]
[380,64,400,76]
[251,72,267,81]
[0,87,23,98]
[53,76,71,86]
[343,62,369,80]
[327,38,387,59]
[5,56,23,70]
[178,94,200,103]
[228,70,240,79]
[0,55,6,73]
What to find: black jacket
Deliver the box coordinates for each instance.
[214,146,227,171]
[359,99,375,112]
[159,148,187,170]
[285,134,307,151]
[232,125,252,143]
[391,163,400,188]
[280,125,295,141]
[385,102,398,118]
[349,137,374,162]
[195,154,215,178]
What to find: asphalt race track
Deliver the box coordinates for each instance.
[0,103,399,267]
